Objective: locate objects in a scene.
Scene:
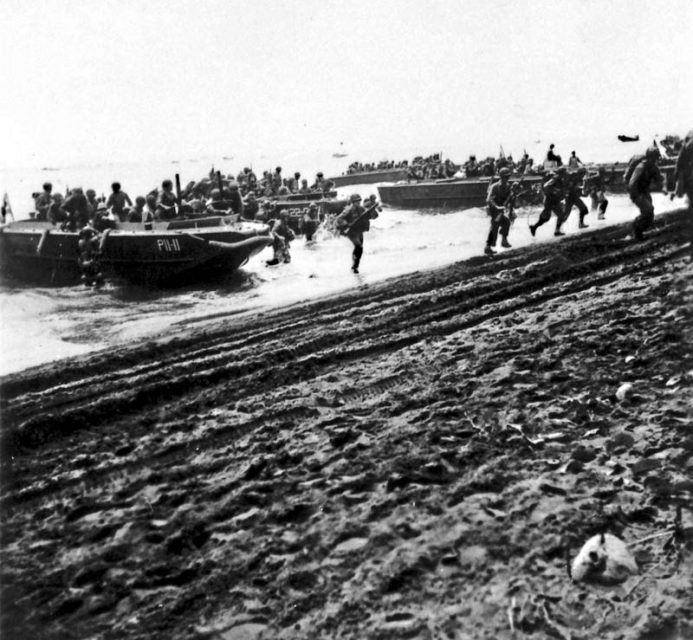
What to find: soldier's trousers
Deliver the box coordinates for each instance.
[535,196,566,231]
[564,195,588,223]
[486,209,510,247]
[631,192,654,238]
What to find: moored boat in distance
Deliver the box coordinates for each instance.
[377,162,677,210]
[328,167,408,188]
[378,175,543,209]
[0,215,273,286]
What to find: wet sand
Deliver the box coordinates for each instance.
[1,208,692,639]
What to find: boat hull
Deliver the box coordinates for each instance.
[329,168,408,188]
[377,163,677,209]
[378,176,543,209]
[0,217,272,286]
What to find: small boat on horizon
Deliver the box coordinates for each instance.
[617,134,640,142]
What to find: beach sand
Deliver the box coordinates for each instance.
[1,208,692,639]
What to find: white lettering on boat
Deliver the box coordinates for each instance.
[157,238,181,252]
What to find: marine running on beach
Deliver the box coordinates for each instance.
[335,193,381,273]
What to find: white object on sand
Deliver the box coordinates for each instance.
[615,382,633,401]
[571,533,638,584]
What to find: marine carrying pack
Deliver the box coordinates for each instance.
[623,154,645,185]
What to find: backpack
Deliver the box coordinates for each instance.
[623,154,644,185]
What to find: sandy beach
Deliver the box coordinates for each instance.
[1,208,692,639]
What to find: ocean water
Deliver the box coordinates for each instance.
[0,138,682,375]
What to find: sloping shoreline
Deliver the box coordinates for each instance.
[1,208,692,639]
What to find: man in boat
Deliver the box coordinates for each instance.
[85,189,99,217]
[628,146,665,241]
[583,166,609,220]
[205,189,232,215]
[271,167,283,194]
[128,196,146,222]
[266,211,295,265]
[530,166,568,237]
[156,180,178,220]
[106,182,133,222]
[61,187,91,231]
[298,178,311,195]
[242,191,259,220]
[463,156,478,177]
[671,130,693,255]
[47,193,67,225]
[311,172,326,192]
[484,168,515,256]
[546,144,561,167]
[563,168,590,229]
[34,182,53,220]
[227,182,245,217]
[335,193,379,274]
[568,151,582,168]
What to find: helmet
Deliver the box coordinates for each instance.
[499,168,511,178]
[350,193,362,202]
[645,146,660,159]
[211,188,221,197]
[577,167,587,175]
[556,166,567,174]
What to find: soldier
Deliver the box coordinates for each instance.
[243,191,259,220]
[206,188,232,214]
[156,180,178,220]
[629,146,665,241]
[530,166,568,237]
[336,193,379,273]
[34,182,53,220]
[61,187,90,231]
[127,196,147,222]
[583,166,609,220]
[484,167,514,255]
[303,202,320,242]
[266,212,295,265]
[564,168,590,229]
[671,130,693,255]
[106,182,133,222]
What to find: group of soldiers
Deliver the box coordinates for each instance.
[484,137,693,256]
[265,193,382,273]
[25,132,693,277]
[345,159,409,174]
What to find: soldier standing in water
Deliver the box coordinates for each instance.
[336,193,379,273]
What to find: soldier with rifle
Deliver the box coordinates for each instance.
[484,167,523,255]
[336,193,380,273]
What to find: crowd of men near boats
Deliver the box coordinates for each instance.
[12,130,693,279]
[30,165,340,229]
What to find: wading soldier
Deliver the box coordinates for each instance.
[336,193,379,273]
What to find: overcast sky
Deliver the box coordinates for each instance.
[1,0,690,168]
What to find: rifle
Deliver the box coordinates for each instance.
[337,202,379,235]
[503,179,531,224]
